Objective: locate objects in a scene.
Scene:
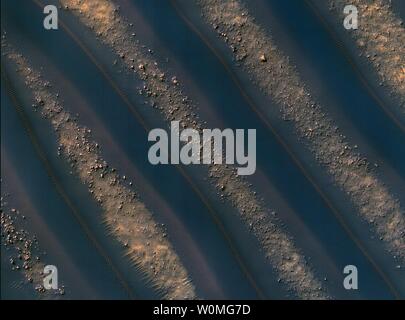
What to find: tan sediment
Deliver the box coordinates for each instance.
[331,0,405,108]
[198,0,405,261]
[60,0,329,299]
[0,197,64,297]
[209,164,327,299]
[3,46,196,300]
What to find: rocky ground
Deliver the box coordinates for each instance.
[330,0,405,110]
[3,44,196,300]
[1,192,65,298]
[198,0,405,263]
[60,0,330,299]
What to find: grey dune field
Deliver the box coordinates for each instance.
[1,0,404,300]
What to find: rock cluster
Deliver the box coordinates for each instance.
[1,194,65,297]
[61,0,330,299]
[4,45,196,300]
[331,0,405,109]
[199,0,405,264]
